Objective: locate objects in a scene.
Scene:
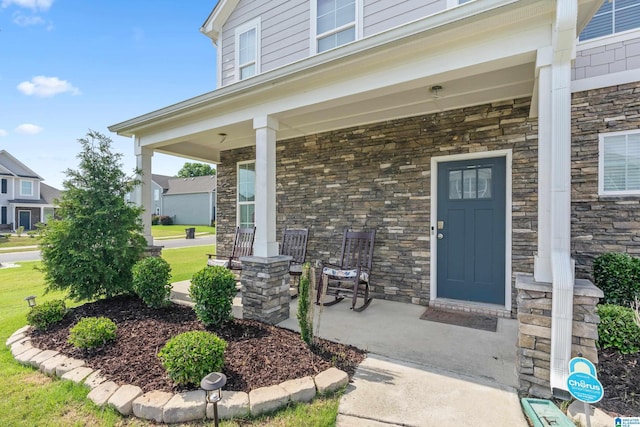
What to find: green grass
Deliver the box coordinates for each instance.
[152,224,216,239]
[0,255,340,426]
[0,235,40,249]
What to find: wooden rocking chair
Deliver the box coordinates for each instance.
[206,226,255,271]
[316,229,376,312]
[279,227,309,295]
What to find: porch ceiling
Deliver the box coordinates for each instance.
[110,0,602,164]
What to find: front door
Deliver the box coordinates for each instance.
[436,157,506,305]
[18,210,31,230]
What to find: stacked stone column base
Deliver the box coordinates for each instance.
[241,255,291,324]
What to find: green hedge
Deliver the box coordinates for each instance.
[68,317,118,350]
[597,304,640,354]
[27,300,67,331]
[593,253,640,307]
[189,266,237,328]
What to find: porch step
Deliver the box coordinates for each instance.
[430,298,512,319]
[170,280,243,319]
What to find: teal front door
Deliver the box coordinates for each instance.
[18,210,31,230]
[436,157,506,305]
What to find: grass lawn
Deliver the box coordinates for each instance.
[0,253,340,426]
[0,235,40,250]
[152,224,216,239]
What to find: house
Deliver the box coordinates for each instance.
[110,0,640,398]
[0,150,60,231]
[164,175,216,226]
[127,174,216,225]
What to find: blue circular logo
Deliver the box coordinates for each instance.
[567,372,604,403]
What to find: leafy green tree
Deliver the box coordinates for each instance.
[39,130,147,301]
[176,162,216,177]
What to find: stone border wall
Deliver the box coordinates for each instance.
[515,273,603,398]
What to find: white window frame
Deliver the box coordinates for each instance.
[154,188,160,201]
[310,0,363,55]
[234,18,261,81]
[19,179,33,197]
[599,129,640,196]
[578,0,640,43]
[237,160,256,228]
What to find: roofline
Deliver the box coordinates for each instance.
[111,0,532,136]
[200,0,240,44]
[0,150,44,180]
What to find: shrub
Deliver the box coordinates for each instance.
[189,266,237,327]
[132,256,172,308]
[16,226,24,237]
[297,263,314,346]
[27,299,67,331]
[151,215,159,226]
[159,215,173,226]
[597,304,640,354]
[158,331,227,387]
[68,317,118,350]
[593,253,640,307]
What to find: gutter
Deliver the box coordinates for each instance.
[549,0,577,396]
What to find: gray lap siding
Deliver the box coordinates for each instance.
[217,98,539,308]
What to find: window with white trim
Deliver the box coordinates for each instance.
[579,0,640,41]
[599,130,640,195]
[235,18,260,80]
[1,178,6,193]
[154,189,160,201]
[20,180,33,196]
[314,0,357,53]
[237,161,256,228]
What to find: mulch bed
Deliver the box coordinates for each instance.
[29,296,366,393]
[596,348,640,417]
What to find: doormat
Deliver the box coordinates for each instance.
[419,307,498,332]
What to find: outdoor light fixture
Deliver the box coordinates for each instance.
[430,85,443,98]
[218,133,227,144]
[201,372,227,427]
[24,295,37,308]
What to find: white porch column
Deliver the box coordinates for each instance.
[253,116,279,257]
[134,137,154,246]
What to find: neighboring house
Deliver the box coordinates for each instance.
[0,150,60,231]
[126,174,171,216]
[164,176,216,226]
[110,0,639,397]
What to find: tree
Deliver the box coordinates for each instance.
[39,130,147,301]
[176,162,216,178]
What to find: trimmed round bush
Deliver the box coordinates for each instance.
[597,304,640,354]
[157,331,227,387]
[27,299,67,331]
[593,252,640,307]
[68,317,117,350]
[189,266,237,327]
[132,256,172,308]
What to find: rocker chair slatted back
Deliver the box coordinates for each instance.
[280,227,309,265]
[232,227,256,259]
[339,229,375,272]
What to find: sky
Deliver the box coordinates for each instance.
[1,0,220,189]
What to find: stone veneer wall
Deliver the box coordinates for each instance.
[217,98,539,310]
[516,274,603,398]
[571,81,640,279]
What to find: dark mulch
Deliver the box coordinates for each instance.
[596,348,640,417]
[29,296,366,393]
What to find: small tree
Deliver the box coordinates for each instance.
[176,162,216,178]
[39,130,147,301]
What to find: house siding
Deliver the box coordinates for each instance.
[163,193,215,225]
[571,81,640,278]
[217,98,538,310]
[363,0,446,37]
[573,35,640,80]
[220,0,309,86]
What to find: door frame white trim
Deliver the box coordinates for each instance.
[430,149,513,311]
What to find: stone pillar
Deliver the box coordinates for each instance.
[240,255,291,324]
[515,273,603,398]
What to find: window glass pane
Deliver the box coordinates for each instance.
[336,1,355,27]
[477,168,492,199]
[579,12,613,40]
[240,64,255,79]
[615,4,640,33]
[449,170,462,200]
[616,0,637,9]
[318,34,336,52]
[463,169,476,199]
[239,29,255,64]
[317,0,333,16]
[317,10,335,34]
[238,163,255,202]
[626,133,640,190]
[21,180,32,195]
[240,204,255,228]
[336,27,355,45]
[604,135,630,192]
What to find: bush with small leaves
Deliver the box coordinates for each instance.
[132,256,172,308]
[27,299,67,331]
[597,304,640,354]
[68,317,117,350]
[158,331,227,387]
[593,253,640,307]
[297,263,314,346]
[189,266,237,327]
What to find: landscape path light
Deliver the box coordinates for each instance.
[201,372,227,427]
[24,295,36,308]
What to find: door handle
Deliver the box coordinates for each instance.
[437,233,444,240]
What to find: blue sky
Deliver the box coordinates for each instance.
[1,0,220,189]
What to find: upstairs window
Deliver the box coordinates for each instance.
[599,130,640,195]
[237,161,256,228]
[20,180,33,197]
[235,18,260,81]
[1,178,6,194]
[314,0,357,53]
[579,0,640,41]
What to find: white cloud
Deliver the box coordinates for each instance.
[17,76,80,97]
[15,123,43,135]
[1,0,53,11]
[0,129,8,137]
[12,12,44,26]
